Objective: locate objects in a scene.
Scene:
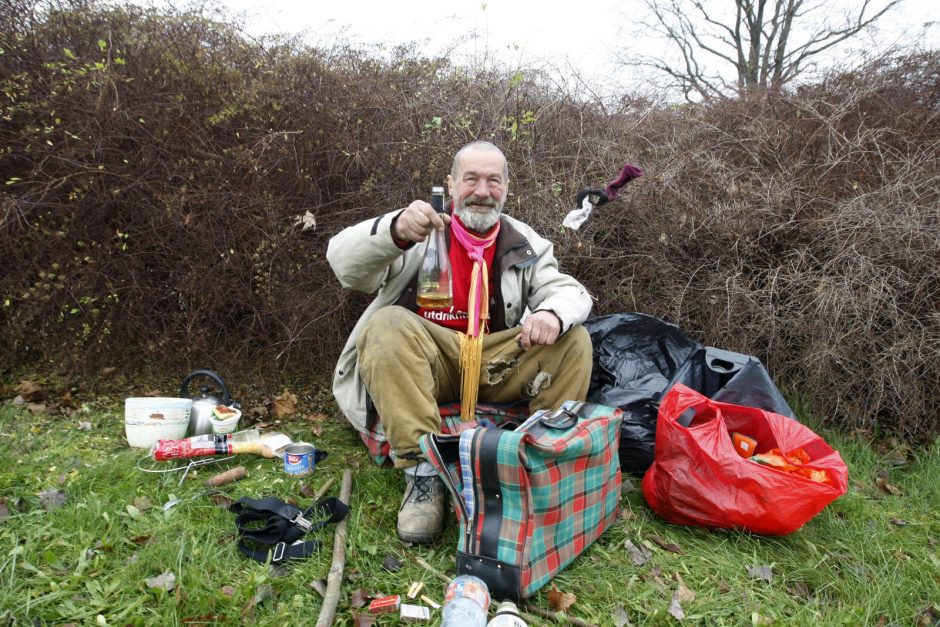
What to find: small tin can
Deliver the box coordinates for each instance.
[283,443,315,475]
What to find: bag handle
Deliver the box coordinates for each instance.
[539,406,579,430]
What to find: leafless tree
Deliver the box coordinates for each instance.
[624,0,903,101]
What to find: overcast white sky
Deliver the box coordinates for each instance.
[204,0,937,94]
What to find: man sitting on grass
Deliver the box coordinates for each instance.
[327,141,593,543]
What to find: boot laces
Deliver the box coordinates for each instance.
[402,474,437,508]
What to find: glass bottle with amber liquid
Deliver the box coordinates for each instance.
[416,186,452,308]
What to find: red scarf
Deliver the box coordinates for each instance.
[450,214,500,420]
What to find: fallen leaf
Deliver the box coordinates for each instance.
[786,582,812,599]
[890,518,909,526]
[915,605,939,626]
[38,488,67,511]
[27,403,46,414]
[349,588,371,608]
[611,604,633,627]
[668,591,685,620]
[211,494,235,509]
[100,367,117,376]
[619,507,638,522]
[273,390,298,419]
[145,570,176,591]
[381,554,403,572]
[648,534,682,554]
[0,498,9,519]
[306,413,328,423]
[246,405,268,420]
[133,496,153,511]
[873,616,889,627]
[220,586,236,597]
[299,484,317,498]
[673,573,695,602]
[751,612,775,625]
[892,551,911,561]
[60,391,74,408]
[624,539,652,566]
[310,424,324,438]
[253,421,271,429]
[353,613,376,627]
[620,478,636,494]
[747,564,773,584]
[126,504,143,520]
[876,478,903,496]
[270,563,290,578]
[130,535,153,545]
[242,583,272,618]
[547,585,577,612]
[309,579,327,597]
[77,421,92,431]
[15,380,43,401]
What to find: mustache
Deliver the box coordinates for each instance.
[462,195,497,208]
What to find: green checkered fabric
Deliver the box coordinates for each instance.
[420,401,622,600]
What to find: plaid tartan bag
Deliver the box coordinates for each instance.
[419,401,622,600]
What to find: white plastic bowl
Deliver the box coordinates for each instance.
[124,397,192,448]
[210,407,242,434]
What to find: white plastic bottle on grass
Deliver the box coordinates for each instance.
[487,601,528,627]
[442,574,490,627]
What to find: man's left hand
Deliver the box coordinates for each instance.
[517,310,561,350]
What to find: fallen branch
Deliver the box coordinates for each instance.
[205,466,246,487]
[312,477,336,500]
[315,469,353,627]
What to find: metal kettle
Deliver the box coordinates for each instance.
[179,369,238,436]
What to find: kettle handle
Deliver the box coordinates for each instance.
[179,369,232,405]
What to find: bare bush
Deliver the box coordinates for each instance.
[0,0,937,438]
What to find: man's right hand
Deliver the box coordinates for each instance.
[392,200,451,243]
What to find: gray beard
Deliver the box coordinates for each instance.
[455,204,501,233]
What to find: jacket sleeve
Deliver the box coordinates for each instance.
[327,210,410,293]
[525,237,593,333]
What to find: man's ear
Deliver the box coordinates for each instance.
[446,174,454,197]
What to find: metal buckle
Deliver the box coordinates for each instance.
[271,541,286,562]
[292,512,313,532]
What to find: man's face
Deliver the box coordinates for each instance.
[447,148,508,233]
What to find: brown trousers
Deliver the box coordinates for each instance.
[356,306,593,467]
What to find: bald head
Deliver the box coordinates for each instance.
[451,141,509,182]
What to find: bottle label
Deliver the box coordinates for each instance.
[444,578,490,612]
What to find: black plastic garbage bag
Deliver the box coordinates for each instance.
[584,313,702,475]
[669,347,796,421]
[584,313,795,475]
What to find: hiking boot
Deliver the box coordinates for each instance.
[398,462,445,544]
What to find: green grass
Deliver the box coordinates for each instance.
[0,398,937,626]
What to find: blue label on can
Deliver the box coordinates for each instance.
[284,444,315,475]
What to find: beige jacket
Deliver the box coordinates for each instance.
[326,209,593,433]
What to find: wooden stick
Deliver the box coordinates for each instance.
[409,554,451,584]
[204,465,246,487]
[312,477,336,500]
[315,469,353,627]
[522,602,599,627]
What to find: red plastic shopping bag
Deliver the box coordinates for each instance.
[641,384,848,535]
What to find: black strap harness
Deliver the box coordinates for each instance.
[229,496,349,563]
